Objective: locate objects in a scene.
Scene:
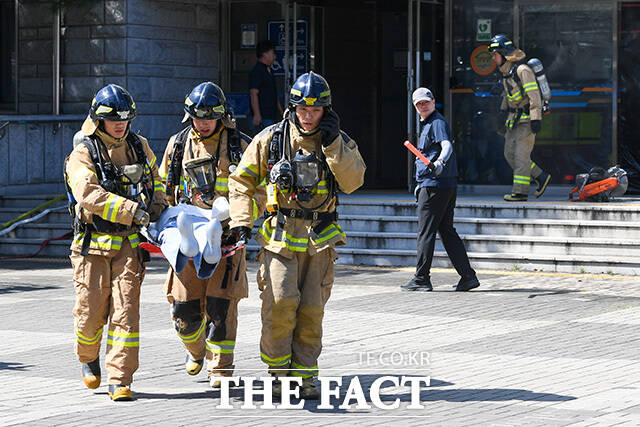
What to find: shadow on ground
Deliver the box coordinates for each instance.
[0,283,60,294]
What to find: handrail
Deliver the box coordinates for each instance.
[0,114,85,123]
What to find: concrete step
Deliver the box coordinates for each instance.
[0,194,66,208]
[338,199,640,221]
[340,215,640,239]
[9,222,72,239]
[331,248,640,275]
[0,237,72,258]
[343,231,640,257]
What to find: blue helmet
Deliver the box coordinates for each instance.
[90,84,136,122]
[184,82,226,120]
[289,71,331,108]
[488,34,515,56]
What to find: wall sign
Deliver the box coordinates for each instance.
[471,45,496,75]
[476,19,491,41]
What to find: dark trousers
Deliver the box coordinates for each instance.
[415,186,475,282]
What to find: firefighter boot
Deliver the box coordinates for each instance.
[504,193,528,202]
[185,354,204,376]
[108,384,133,401]
[272,375,282,398]
[300,377,320,400]
[81,357,101,389]
[534,172,552,198]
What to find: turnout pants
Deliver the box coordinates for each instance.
[257,248,335,378]
[415,186,475,283]
[504,122,543,195]
[71,238,143,385]
[165,251,245,375]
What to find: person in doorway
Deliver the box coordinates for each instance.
[489,34,551,201]
[249,40,283,133]
[229,71,366,399]
[401,87,479,292]
[159,82,261,389]
[65,84,167,401]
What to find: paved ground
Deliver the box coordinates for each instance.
[1,258,640,426]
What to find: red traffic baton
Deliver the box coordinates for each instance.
[404,140,435,172]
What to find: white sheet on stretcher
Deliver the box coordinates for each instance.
[147,198,229,279]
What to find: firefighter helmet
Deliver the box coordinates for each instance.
[289,71,331,108]
[488,34,515,56]
[184,82,227,120]
[89,84,136,122]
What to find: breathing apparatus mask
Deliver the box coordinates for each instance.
[184,156,217,202]
[268,125,323,201]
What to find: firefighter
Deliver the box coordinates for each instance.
[228,71,366,399]
[159,82,260,388]
[65,84,167,401]
[489,34,552,201]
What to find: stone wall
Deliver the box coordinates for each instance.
[16,0,219,154]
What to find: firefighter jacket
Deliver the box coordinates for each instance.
[229,120,366,258]
[499,49,542,128]
[66,116,167,256]
[159,125,265,215]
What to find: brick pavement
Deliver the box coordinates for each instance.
[1,259,640,426]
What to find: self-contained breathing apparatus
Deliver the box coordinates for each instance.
[266,117,339,241]
[506,58,552,117]
[65,133,155,256]
[164,118,248,204]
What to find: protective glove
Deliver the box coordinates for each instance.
[133,207,150,227]
[319,109,340,147]
[530,120,541,134]
[432,160,444,176]
[226,226,252,246]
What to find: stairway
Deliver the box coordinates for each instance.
[332,195,640,275]
[0,194,71,258]
[2,192,640,275]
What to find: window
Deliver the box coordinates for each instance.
[0,0,16,111]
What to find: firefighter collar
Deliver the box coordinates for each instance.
[95,128,129,148]
[191,124,224,146]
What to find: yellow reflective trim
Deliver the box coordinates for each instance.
[95,105,113,114]
[107,339,139,347]
[108,330,139,338]
[238,161,259,179]
[185,97,194,106]
[212,105,225,113]
[303,97,317,106]
[75,328,103,345]
[530,162,536,169]
[290,88,302,96]
[319,90,331,98]
[260,351,291,365]
[179,317,206,344]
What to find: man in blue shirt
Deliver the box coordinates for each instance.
[249,40,283,133]
[401,88,480,292]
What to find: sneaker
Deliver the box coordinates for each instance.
[108,384,133,401]
[534,172,552,198]
[504,193,528,202]
[455,275,480,292]
[82,357,101,389]
[400,278,433,292]
[300,377,320,400]
[185,354,204,376]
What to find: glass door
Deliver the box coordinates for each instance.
[519,1,614,184]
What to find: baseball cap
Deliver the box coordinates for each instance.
[412,87,434,105]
